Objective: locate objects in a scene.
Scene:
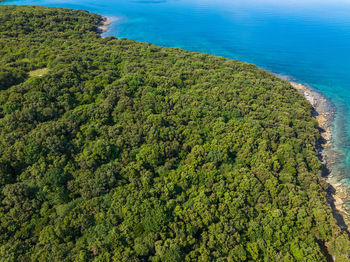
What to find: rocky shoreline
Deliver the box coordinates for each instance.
[97,16,111,33]
[290,81,350,230]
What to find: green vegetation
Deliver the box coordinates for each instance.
[0,5,349,261]
[28,68,49,77]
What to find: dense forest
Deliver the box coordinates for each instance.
[0,5,349,261]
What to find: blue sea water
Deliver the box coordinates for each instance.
[2,0,350,204]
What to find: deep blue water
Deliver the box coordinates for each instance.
[2,0,350,201]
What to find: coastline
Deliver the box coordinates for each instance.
[97,16,112,33]
[290,81,350,229]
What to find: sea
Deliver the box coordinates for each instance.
[2,0,350,208]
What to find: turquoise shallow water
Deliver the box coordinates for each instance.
[2,0,350,204]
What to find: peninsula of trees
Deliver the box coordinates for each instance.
[0,5,349,261]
